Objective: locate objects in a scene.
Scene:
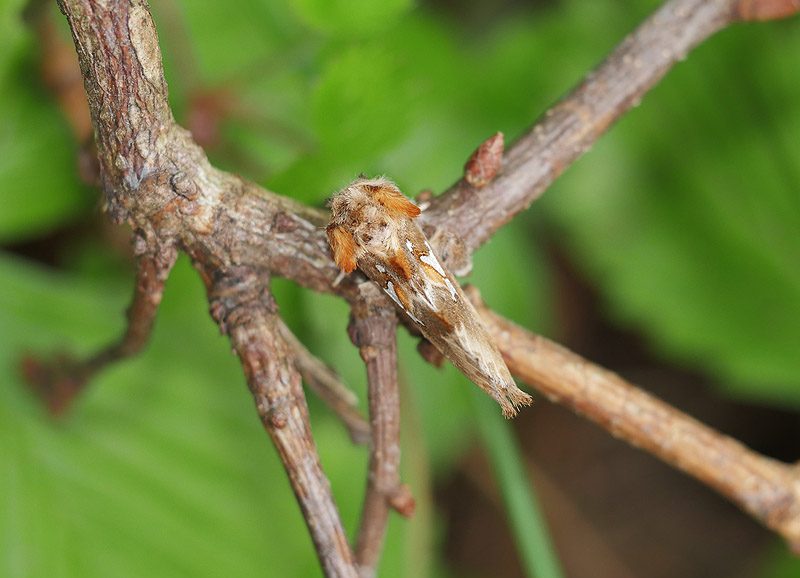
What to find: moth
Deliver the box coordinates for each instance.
[326,177,532,418]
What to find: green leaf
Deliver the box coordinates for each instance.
[470,391,564,578]
[164,0,302,84]
[0,57,90,243]
[288,0,413,36]
[0,0,28,80]
[313,44,415,160]
[757,544,800,578]
[470,219,552,333]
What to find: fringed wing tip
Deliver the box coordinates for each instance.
[499,386,534,419]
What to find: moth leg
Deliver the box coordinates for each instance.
[21,248,177,416]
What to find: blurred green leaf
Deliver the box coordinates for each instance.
[171,0,300,83]
[0,61,90,243]
[471,391,563,578]
[288,0,413,36]
[0,0,28,80]
[313,43,415,163]
[758,544,800,578]
[268,21,437,200]
[470,220,552,333]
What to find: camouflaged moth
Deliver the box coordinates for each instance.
[326,177,532,418]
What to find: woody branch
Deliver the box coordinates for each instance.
[348,288,412,576]
[206,267,358,577]
[41,0,800,575]
[467,288,800,552]
[421,0,800,259]
[24,247,177,414]
[279,321,371,444]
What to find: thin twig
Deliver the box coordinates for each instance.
[466,286,800,552]
[207,267,359,578]
[279,320,371,445]
[350,286,414,578]
[22,247,176,414]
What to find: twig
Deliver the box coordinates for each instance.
[207,268,358,578]
[22,247,176,414]
[466,286,800,552]
[422,0,800,259]
[349,286,414,578]
[278,320,371,445]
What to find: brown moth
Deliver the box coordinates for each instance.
[326,177,532,418]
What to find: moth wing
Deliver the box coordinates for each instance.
[397,240,532,417]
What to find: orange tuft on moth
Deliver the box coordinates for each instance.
[326,225,358,273]
[370,183,421,218]
[327,176,532,417]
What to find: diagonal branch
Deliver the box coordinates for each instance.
[349,286,414,578]
[278,320,371,445]
[207,267,359,578]
[22,244,177,414]
[466,287,800,553]
[421,0,800,258]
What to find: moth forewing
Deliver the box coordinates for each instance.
[327,177,532,417]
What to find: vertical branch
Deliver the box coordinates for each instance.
[58,0,177,222]
[350,290,414,577]
[208,268,358,578]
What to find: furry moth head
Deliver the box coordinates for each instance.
[327,177,532,417]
